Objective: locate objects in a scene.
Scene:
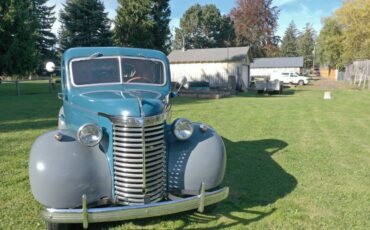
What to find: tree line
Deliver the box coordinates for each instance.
[1,0,367,77]
[0,0,171,77]
[317,0,370,69]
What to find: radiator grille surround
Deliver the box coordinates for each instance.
[112,116,166,205]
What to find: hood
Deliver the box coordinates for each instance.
[71,90,165,117]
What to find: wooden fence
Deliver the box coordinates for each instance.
[343,60,370,90]
[0,78,59,96]
[320,68,337,79]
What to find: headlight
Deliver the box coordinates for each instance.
[173,118,193,140]
[77,124,103,147]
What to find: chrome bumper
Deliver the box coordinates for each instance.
[42,187,229,227]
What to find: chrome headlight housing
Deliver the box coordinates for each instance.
[77,124,103,147]
[172,118,194,140]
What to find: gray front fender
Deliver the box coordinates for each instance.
[167,123,226,195]
[29,130,112,209]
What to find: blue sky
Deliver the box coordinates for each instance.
[48,0,343,38]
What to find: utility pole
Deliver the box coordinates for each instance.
[176,28,186,51]
[312,44,316,71]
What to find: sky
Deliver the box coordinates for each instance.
[48,0,343,38]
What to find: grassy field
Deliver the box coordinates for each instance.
[0,81,369,229]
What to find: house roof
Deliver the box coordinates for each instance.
[168,46,251,64]
[250,57,304,68]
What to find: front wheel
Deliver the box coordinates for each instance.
[298,80,304,86]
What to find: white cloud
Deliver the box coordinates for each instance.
[277,3,324,37]
[170,18,180,31]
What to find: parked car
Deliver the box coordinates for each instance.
[270,72,309,85]
[29,47,228,229]
[313,67,320,76]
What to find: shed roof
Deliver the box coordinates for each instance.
[251,57,304,68]
[168,46,251,64]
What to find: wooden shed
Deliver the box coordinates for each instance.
[168,47,253,90]
[250,57,304,78]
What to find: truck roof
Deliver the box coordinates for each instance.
[63,47,168,63]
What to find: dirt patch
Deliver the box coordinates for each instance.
[308,77,356,90]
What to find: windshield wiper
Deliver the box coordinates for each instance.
[89,52,103,58]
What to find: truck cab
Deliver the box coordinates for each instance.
[29,47,228,229]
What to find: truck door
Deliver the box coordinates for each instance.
[281,73,289,83]
[289,73,297,84]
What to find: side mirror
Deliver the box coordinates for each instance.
[45,61,55,73]
[181,77,187,86]
[176,77,188,94]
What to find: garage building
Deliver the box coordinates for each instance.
[250,56,304,79]
[168,47,253,90]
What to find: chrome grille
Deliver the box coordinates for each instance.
[112,119,166,205]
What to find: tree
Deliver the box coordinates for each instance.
[173,4,234,50]
[230,0,280,57]
[335,0,370,63]
[32,0,57,73]
[114,0,171,52]
[0,0,38,77]
[280,21,299,57]
[59,0,113,51]
[150,0,171,52]
[316,17,344,68]
[297,23,316,68]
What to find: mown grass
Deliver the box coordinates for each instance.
[0,81,369,229]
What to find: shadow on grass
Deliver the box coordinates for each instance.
[81,138,296,229]
[236,87,298,98]
[172,88,300,106]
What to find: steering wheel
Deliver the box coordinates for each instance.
[126,76,154,83]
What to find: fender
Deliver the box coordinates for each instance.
[167,123,226,195]
[29,130,112,208]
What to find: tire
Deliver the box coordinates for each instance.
[298,80,304,86]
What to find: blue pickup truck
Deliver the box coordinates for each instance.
[29,47,228,229]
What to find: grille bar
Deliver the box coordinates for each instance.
[112,117,165,205]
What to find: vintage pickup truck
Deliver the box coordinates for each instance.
[29,47,228,229]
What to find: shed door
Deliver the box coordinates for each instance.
[241,65,249,90]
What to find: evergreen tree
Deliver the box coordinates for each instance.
[59,0,113,51]
[150,0,171,52]
[281,21,299,57]
[32,0,57,74]
[114,0,171,52]
[173,4,234,50]
[0,0,38,77]
[297,23,316,69]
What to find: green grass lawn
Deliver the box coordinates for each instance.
[0,82,369,229]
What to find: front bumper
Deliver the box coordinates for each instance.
[43,186,229,227]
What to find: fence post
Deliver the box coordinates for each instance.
[15,80,20,96]
[49,76,53,94]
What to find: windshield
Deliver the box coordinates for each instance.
[71,57,165,86]
[121,58,164,84]
[72,58,120,85]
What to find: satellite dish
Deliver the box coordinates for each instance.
[45,62,56,73]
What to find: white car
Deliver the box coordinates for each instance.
[270,72,309,85]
